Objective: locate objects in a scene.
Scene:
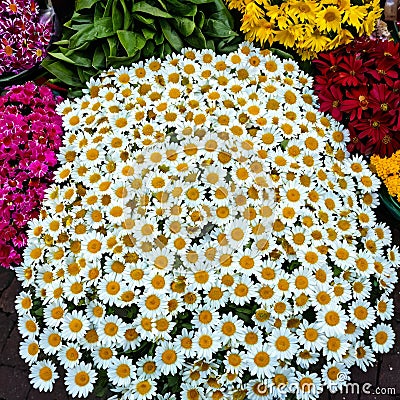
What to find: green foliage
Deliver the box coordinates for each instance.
[42,0,241,94]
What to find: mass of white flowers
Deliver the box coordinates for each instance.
[15,43,399,399]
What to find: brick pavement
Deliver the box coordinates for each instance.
[0,203,399,400]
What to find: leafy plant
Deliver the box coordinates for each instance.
[42,0,241,94]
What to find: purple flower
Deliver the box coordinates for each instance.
[0,0,53,75]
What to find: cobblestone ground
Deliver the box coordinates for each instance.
[0,203,399,400]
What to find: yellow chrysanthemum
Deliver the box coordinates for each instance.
[316,6,342,32]
[225,0,382,59]
[370,151,400,201]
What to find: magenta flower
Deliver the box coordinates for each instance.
[0,82,63,268]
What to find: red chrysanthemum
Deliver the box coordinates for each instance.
[313,38,400,157]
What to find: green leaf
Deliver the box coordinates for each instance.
[93,46,106,69]
[69,15,93,25]
[185,27,206,48]
[107,37,118,57]
[48,51,77,65]
[120,0,133,30]
[195,11,205,29]
[142,27,155,40]
[103,0,113,16]
[94,17,115,38]
[203,19,237,38]
[155,0,168,11]
[154,32,164,45]
[172,17,196,37]
[51,39,69,46]
[69,52,94,67]
[69,24,96,48]
[42,59,82,87]
[94,2,105,21]
[117,30,146,56]
[112,0,123,31]
[164,0,197,16]
[132,2,173,18]
[185,0,214,3]
[75,0,100,11]
[132,13,154,25]
[142,40,156,58]
[159,19,183,51]
[270,48,294,59]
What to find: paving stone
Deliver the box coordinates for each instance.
[360,393,397,400]
[0,310,16,355]
[0,278,20,314]
[0,366,31,400]
[330,389,360,400]
[27,381,71,400]
[393,286,400,319]
[1,325,28,369]
[378,355,400,395]
[0,268,14,293]
[351,364,379,387]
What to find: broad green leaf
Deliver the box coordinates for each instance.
[107,54,141,67]
[142,27,155,40]
[94,2,104,21]
[217,36,241,53]
[52,39,69,46]
[208,0,235,27]
[103,0,113,17]
[163,42,173,55]
[165,0,197,16]
[185,0,214,4]
[206,38,215,51]
[65,41,91,52]
[154,32,164,45]
[107,37,118,57]
[69,25,96,48]
[132,2,172,18]
[142,40,156,58]
[69,15,93,25]
[77,66,95,84]
[132,13,154,25]
[67,52,93,67]
[117,30,146,56]
[195,11,205,29]
[203,19,237,38]
[69,22,93,31]
[42,60,82,87]
[67,89,84,98]
[120,0,132,30]
[155,0,168,11]
[94,17,114,38]
[159,19,183,51]
[93,46,106,69]
[75,0,100,11]
[48,51,76,65]
[185,27,206,48]
[172,17,196,37]
[112,0,123,31]
[270,48,294,59]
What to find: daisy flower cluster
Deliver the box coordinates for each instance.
[313,38,400,157]
[0,0,53,76]
[0,82,63,268]
[371,150,400,202]
[15,43,399,399]
[225,0,382,60]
